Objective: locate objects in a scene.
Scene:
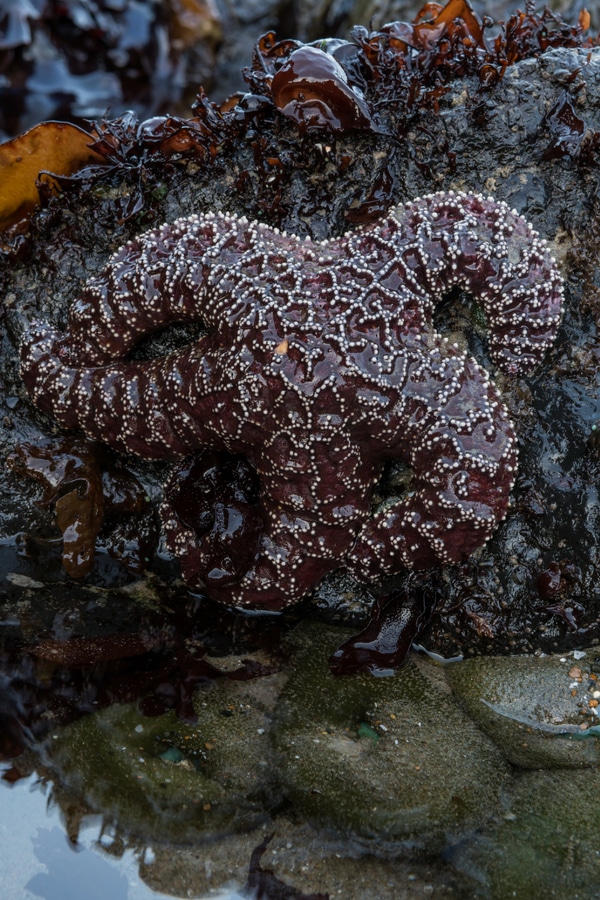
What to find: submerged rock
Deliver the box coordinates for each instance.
[451,768,600,898]
[49,670,285,842]
[448,653,600,768]
[271,622,508,852]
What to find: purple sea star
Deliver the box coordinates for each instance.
[20,191,563,610]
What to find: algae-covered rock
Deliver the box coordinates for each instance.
[451,769,600,899]
[49,671,285,842]
[447,653,600,768]
[271,622,509,852]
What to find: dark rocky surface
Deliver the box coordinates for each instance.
[2,3,600,897]
[2,40,600,658]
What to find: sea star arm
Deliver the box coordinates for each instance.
[20,324,246,458]
[340,191,562,578]
[19,214,273,457]
[346,346,517,579]
[380,190,563,376]
[30,214,262,367]
[160,415,376,610]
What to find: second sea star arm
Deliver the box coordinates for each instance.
[345,350,518,578]
[160,428,376,610]
[375,191,564,376]
[19,324,240,458]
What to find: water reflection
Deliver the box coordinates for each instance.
[1,770,166,899]
[0,767,244,900]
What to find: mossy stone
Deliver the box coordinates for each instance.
[272,621,508,851]
[50,672,284,842]
[447,654,600,767]
[451,768,600,898]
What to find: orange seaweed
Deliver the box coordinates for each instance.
[0,121,105,230]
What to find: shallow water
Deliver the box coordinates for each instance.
[0,766,244,900]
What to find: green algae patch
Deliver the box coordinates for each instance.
[49,671,285,842]
[271,621,509,851]
[451,768,600,898]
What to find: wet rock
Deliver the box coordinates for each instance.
[271,622,509,852]
[450,768,600,898]
[6,436,157,580]
[49,670,286,842]
[3,31,600,659]
[447,652,600,768]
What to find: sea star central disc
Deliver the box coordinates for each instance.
[20,191,563,610]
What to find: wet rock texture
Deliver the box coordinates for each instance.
[2,3,600,897]
[271,623,509,850]
[50,673,285,842]
[448,653,600,767]
[46,622,600,897]
[452,769,600,898]
[2,40,600,655]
